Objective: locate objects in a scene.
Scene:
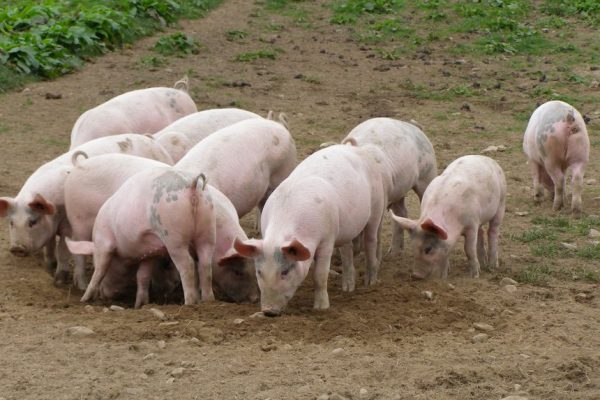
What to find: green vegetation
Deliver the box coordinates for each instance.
[153,32,200,56]
[0,0,221,90]
[516,263,599,286]
[234,49,279,62]
[226,30,248,41]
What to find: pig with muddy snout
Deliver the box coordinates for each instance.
[523,100,589,216]
[391,155,506,280]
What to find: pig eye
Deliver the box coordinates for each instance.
[28,219,38,228]
[232,269,244,278]
[424,246,433,255]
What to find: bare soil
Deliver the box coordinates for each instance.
[1,1,599,399]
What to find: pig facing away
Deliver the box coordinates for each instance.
[391,155,506,280]
[175,118,297,218]
[522,100,589,216]
[154,108,263,163]
[66,168,217,308]
[343,117,437,254]
[0,134,173,289]
[70,77,197,149]
[232,143,391,316]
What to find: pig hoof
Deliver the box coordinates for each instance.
[342,280,355,292]
[53,270,70,286]
[572,208,583,219]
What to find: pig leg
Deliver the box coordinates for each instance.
[81,250,111,302]
[134,260,153,308]
[570,162,585,217]
[363,215,381,287]
[477,226,487,267]
[546,164,565,211]
[44,236,57,274]
[488,205,505,269]
[340,243,355,292]
[195,243,214,301]
[313,245,333,310]
[463,226,480,278]
[167,247,200,305]
[388,198,407,256]
[54,235,73,286]
[72,255,88,290]
[530,160,545,204]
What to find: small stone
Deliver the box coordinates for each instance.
[514,384,522,391]
[589,229,600,238]
[447,283,456,290]
[166,378,175,384]
[181,361,195,368]
[501,309,515,317]
[586,178,597,185]
[110,305,124,311]
[249,311,265,318]
[472,333,489,343]
[421,290,434,300]
[332,348,344,356]
[45,92,62,100]
[139,373,148,379]
[158,321,179,327]
[500,277,517,286]
[149,308,166,321]
[102,307,109,313]
[515,211,529,216]
[359,388,368,398]
[124,388,142,395]
[66,326,95,337]
[317,395,330,400]
[282,344,293,351]
[500,396,528,400]
[143,353,156,360]
[84,305,95,313]
[519,353,530,359]
[481,145,498,154]
[233,318,245,325]
[170,367,185,378]
[473,322,494,332]
[189,337,201,345]
[575,293,588,301]
[261,342,278,352]
[561,242,577,250]
[504,285,517,293]
[157,340,166,349]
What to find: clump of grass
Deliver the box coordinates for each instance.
[234,49,278,62]
[511,228,557,243]
[137,55,167,69]
[517,264,554,286]
[227,30,248,41]
[153,32,200,56]
[330,0,405,24]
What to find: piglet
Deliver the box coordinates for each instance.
[70,77,196,149]
[232,143,391,316]
[154,108,262,162]
[523,100,589,216]
[391,155,506,279]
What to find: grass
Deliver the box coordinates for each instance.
[516,263,600,285]
[234,49,279,62]
[153,33,200,56]
[136,55,168,69]
[226,30,248,41]
[0,65,33,93]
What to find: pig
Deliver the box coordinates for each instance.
[522,100,589,216]
[69,77,197,149]
[175,118,297,218]
[390,155,506,280]
[0,134,174,289]
[153,108,263,162]
[231,143,391,316]
[342,118,437,255]
[64,153,258,304]
[66,168,216,308]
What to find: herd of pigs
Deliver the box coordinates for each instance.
[0,77,590,316]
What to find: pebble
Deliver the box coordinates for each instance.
[249,311,265,318]
[157,340,166,349]
[585,178,597,185]
[233,318,245,325]
[447,283,456,290]
[66,326,95,337]
[282,344,293,351]
[421,290,434,300]
[520,353,530,359]
[359,388,368,398]
[332,348,344,356]
[159,321,179,327]
[166,377,175,385]
[124,388,142,395]
[500,277,518,286]
[170,367,185,378]
[181,361,195,368]
[514,384,522,391]
[501,309,515,317]
[575,293,589,301]
[560,242,577,250]
[110,305,124,311]
[317,395,330,400]
[149,308,166,321]
[143,353,156,360]
[481,144,507,154]
[102,307,109,313]
[472,333,489,343]
[589,229,600,238]
[473,322,494,332]
[515,211,529,216]
[84,305,95,313]
[261,342,278,352]
[500,396,528,400]
[504,285,517,293]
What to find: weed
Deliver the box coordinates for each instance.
[137,55,167,69]
[330,0,404,24]
[227,30,248,41]
[517,264,553,286]
[153,33,200,56]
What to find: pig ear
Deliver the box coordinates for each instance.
[389,211,418,232]
[28,194,55,215]
[0,197,15,218]
[233,237,263,259]
[66,238,95,255]
[217,247,245,267]
[421,218,448,240]
[281,239,311,262]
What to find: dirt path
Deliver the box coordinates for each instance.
[1,1,599,399]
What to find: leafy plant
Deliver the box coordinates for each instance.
[153,32,200,56]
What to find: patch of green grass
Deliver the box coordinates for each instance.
[137,55,168,69]
[153,33,200,57]
[301,75,321,84]
[234,49,279,62]
[517,264,554,286]
[511,228,557,243]
[0,64,33,93]
[226,30,248,41]
[330,0,405,24]
[542,0,600,25]
[577,244,600,260]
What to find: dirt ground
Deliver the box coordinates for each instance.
[1,1,599,399]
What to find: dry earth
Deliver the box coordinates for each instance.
[1,1,599,399]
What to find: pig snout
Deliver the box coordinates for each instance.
[10,245,29,257]
[262,307,282,317]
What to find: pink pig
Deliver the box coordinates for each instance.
[154,108,262,163]
[343,118,437,254]
[64,153,258,304]
[0,134,173,289]
[66,167,216,308]
[175,118,297,218]
[523,100,589,216]
[69,77,197,149]
[232,143,391,316]
[391,155,506,279]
